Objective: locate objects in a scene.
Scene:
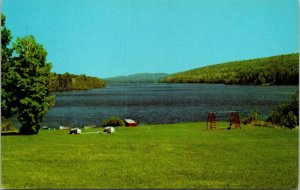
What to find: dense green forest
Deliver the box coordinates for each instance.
[49,73,106,91]
[105,73,169,83]
[162,53,299,85]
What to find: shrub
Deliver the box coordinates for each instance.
[102,116,125,127]
[283,112,297,129]
[269,91,299,129]
[242,109,260,125]
[1,117,17,132]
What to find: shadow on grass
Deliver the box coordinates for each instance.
[2,131,42,136]
[1,131,21,136]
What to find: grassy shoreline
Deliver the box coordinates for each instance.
[2,122,298,189]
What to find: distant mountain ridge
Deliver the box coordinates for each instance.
[161,53,299,85]
[105,73,169,83]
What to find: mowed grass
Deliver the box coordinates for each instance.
[2,122,298,189]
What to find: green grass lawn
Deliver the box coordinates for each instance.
[2,122,298,189]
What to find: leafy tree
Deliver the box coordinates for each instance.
[1,14,14,117]
[1,14,12,64]
[3,35,55,134]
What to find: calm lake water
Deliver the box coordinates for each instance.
[44,83,298,127]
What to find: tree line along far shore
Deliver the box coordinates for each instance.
[161,53,299,85]
[49,73,105,91]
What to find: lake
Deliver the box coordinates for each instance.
[44,83,298,127]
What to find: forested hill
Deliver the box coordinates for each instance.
[105,73,169,83]
[49,73,105,91]
[162,53,299,85]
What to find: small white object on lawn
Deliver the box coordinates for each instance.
[104,126,115,133]
[69,128,81,134]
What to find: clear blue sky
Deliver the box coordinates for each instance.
[2,0,298,78]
